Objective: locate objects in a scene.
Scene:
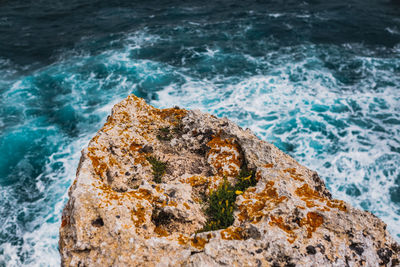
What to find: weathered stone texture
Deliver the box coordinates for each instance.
[59,95,400,266]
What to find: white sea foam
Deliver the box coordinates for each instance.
[268,13,283,18]
[154,48,400,241]
[1,28,399,266]
[386,27,400,35]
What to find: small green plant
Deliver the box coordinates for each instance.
[146,156,167,183]
[201,179,236,232]
[156,127,172,141]
[235,167,257,192]
[199,167,256,232]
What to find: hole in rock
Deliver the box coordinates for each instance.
[91,217,104,227]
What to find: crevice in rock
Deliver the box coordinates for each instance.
[151,209,175,227]
[73,248,91,253]
[198,164,258,232]
[91,217,104,227]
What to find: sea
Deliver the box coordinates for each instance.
[0,0,400,265]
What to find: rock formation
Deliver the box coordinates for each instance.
[59,94,400,266]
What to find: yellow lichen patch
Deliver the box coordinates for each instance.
[207,136,242,177]
[269,216,297,243]
[154,226,169,237]
[220,226,244,240]
[183,203,190,209]
[190,236,208,250]
[301,212,324,238]
[237,181,287,223]
[295,184,347,212]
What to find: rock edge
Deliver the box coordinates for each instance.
[59,94,400,266]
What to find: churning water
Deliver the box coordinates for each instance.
[0,0,400,265]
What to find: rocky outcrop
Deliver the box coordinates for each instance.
[59,94,400,266]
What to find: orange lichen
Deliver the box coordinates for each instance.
[129,142,142,152]
[177,234,189,245]
[181,175,208,187]
[255,171,262,181]
[207,136,241,177]
[295,184,347,212]
[152,107,187,126]
[269,216,297,243]
[183,203,190,209]
[102,115,114,130]
[283,168,304,182]
[169,200,178,207]
[108,155,120,168]
[190,236,208,249]
[131,203,147,227]
[87,95,189,187]
[154,226,169,237]
[61,216,69,227]
[264,163,274,168]
[295,184,321,199]
[88,147,108,179]
[326,199,347,212]
[220,226,244,240]
[155,185,163,193]
[301,212,324,238]
[180,175,223,193]
[237,181,287,222]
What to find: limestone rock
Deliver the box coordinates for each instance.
[59,94,400,266]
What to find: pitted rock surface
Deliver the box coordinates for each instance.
[59,94,400,266]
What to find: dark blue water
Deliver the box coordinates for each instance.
[1,0,400,265]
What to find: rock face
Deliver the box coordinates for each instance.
[59,94,400,266]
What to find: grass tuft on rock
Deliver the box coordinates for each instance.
[146,156,167,183]
[201,179,236,232]
[199,167,256,232]
[235,167,257,192]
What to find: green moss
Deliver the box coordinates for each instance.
[199,167,256,232]
[146,156,167,183]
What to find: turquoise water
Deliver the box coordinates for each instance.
[1,0,400,265]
